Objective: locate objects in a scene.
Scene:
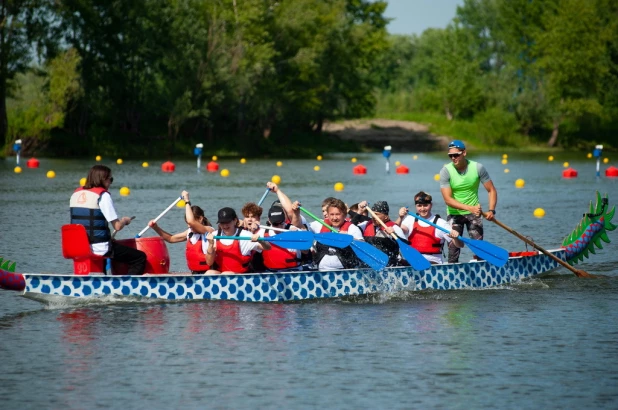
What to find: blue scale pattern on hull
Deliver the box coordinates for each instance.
[22,251,565,302]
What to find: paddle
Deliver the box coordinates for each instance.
[258,224,353,248]
[299,206,388,271]
[136,197,182,238]
[365,207,431,270]
[408,211,509,267]
[491,217,595,278]
[213,230,314,250]
[257,188,271,206]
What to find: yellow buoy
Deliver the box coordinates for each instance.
[533,208,546,218]
[46,170,56,179]
[413,155,418,160]
[395,161,401,166]
[240,158,246,164]
[177,199,186,208]
[314,165,320,171]
[502,154,508,159]
[116,158,123,165]
[142,162,149,168]
[119,187,130,196]
[96,155,102,161]
[515,178,525,188]
[220,169,230,177]
[14,166,22,174]
[563,162,569,168]
[317,155,323,161]
[433,174,440,181]
[351,158,357,163]
[501,159,508,165]
[212,155,218,161]
[587,153,592,159]
[603,158,609,164]
[80,177,87,186]
[272,175,281,184]
[276,161,283,167]
[548,155,554,161]
[504,168,510,173]
[334,182,344,192]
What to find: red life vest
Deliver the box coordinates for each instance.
[320,219,352,233]
[261,230,299,270]
[409,218,442,254]
[185,233,210,272]
[362,220,396,237]
[214,228,252,273]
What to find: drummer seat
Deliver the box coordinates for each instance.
[61,224,108,275]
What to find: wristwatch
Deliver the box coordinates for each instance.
[185,201,191,206]
[488,209,496,215]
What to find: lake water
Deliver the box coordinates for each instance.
[1,152,618,409]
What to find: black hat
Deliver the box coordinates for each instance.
[217,207,237,224]
[268,205,286,224]
[371,201,389,214]
[271,199,282,208]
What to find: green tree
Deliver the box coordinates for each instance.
[538,0,607,146]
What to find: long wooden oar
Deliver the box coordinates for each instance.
[214,231,314,250]
[365,207,430,270]
[491,218,594,278]
[136,197,182,238]
[299,206,388,270]
[409,212,509,267]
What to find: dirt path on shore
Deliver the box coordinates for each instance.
[323,119,450,152]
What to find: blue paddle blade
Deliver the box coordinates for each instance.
[264,231,315,250]
[396,237,431,270]
[314,232,354,248]
[460,237,509,267]
[350,240,388,271]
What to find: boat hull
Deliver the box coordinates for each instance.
[3,250,566,303]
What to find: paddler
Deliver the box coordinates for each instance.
[355,200,406,266]
[148,190,214,274]
[307,198,363,270]
[205,207,271,274]
[396,191,463,264]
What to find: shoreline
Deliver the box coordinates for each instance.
[324,119,451,152]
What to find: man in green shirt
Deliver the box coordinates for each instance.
[439,140,498,263]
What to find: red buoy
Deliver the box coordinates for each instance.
[26,157,40,168]
[352,164,367,174]
[206,161,219,172]
[562,167,578,178]
[395,165,409,174]
[605,166,618,178]
[161,161,176,173]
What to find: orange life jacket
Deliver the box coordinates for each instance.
[261,230,299,270]
[185,232,210,272]
[214,228,252,273]
[409,217,442,254]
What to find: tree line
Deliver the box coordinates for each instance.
[2,0,388,157]
[376,0,618,148]
[2,0,617,158]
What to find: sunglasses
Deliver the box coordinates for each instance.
[448,152,463,159]
[107,176,114,183]
[415,201,432,205]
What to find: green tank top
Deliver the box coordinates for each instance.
[446,160,480,215]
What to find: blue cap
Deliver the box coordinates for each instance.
[448,140,466,150]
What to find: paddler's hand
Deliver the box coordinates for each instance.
[266,181,278,193]
[148,219,158,228]
[448,230,460,239]
[384,226,395,235]
[181,190,190,203]
[470,204,482,217]
[206,232,215,243]
[121,216,133,226]
[251,233,260,242]
[484,210,496,221]
[398,207,408,218]
[292,201,301,214]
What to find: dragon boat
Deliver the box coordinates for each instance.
[0,193,614,304]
